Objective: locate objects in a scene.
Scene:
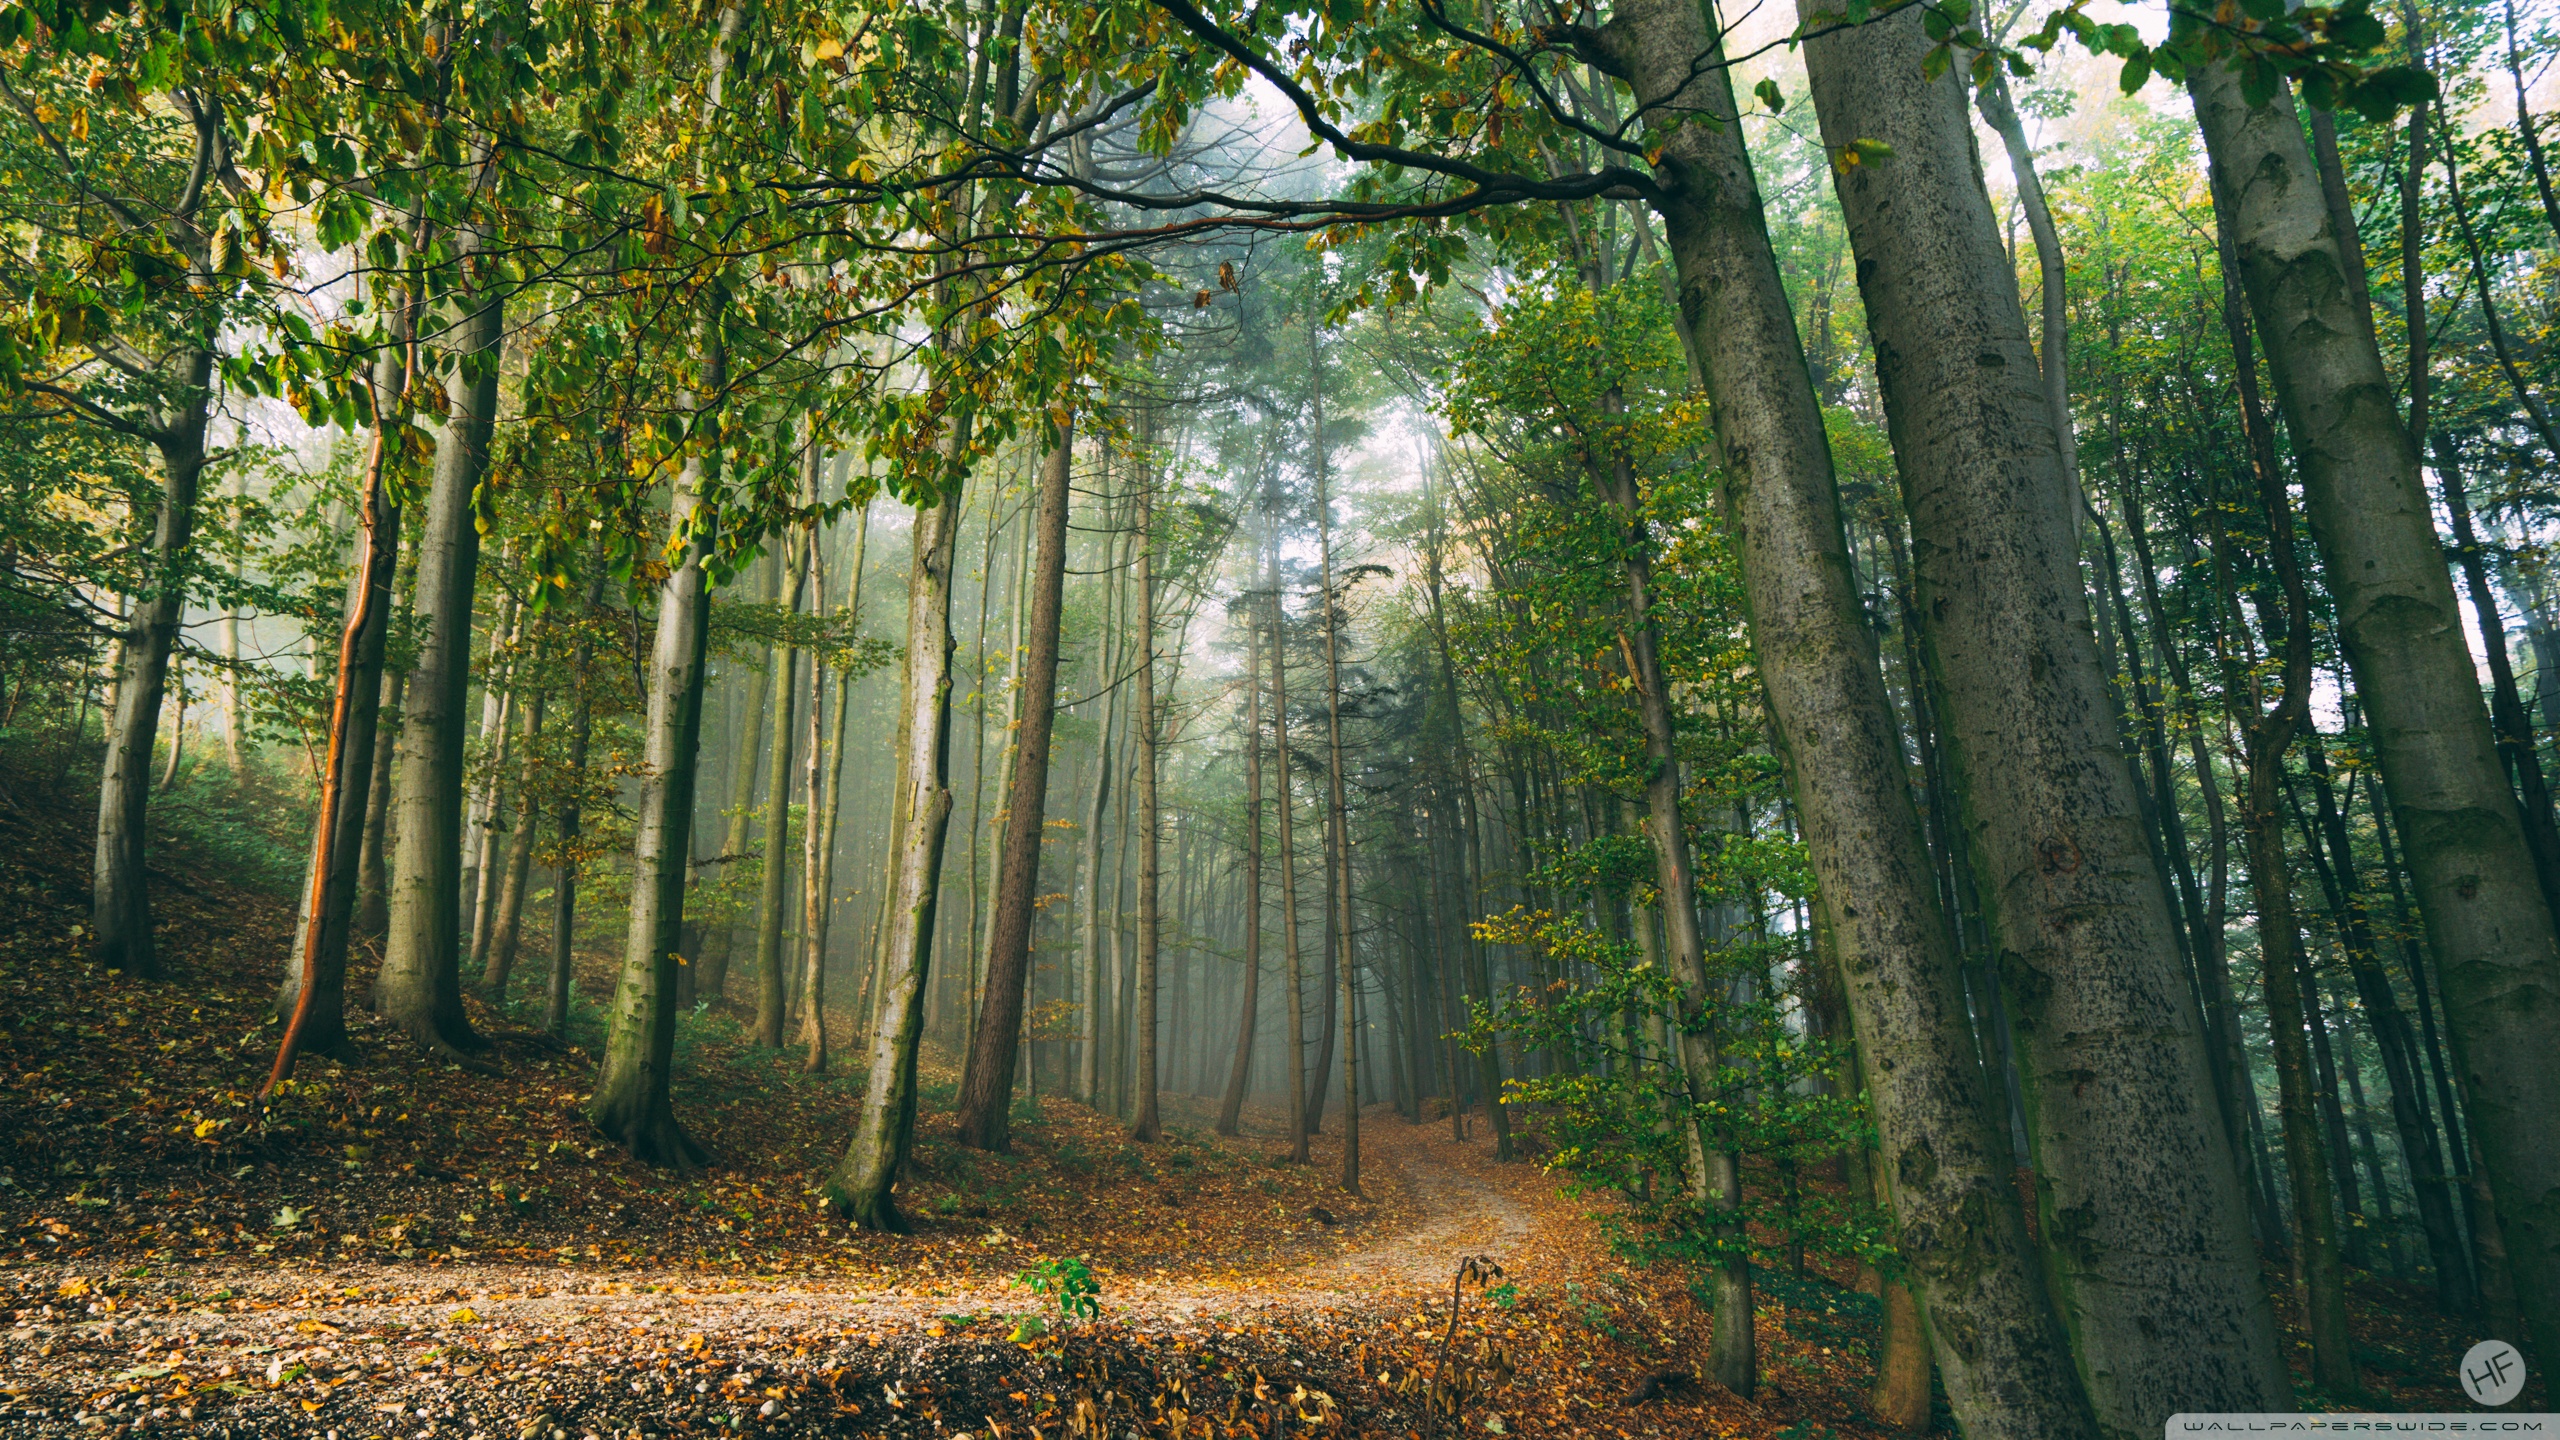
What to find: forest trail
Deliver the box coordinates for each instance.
[19,1114,1554,1346]
[10,1102,1744,1439]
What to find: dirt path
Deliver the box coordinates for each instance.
[0,1113,1600,1440]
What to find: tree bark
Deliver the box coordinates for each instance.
[1556,4,2102,1433]
[267,344,406,1085]
[755,525,811,1047]
[547,564,605,1041]
[1795,14,2285,1428]
[2299,729,2478,1312]
[355,667,402,940]
[586,429,717,1169]
[480,679,546,1003]
[1421,465,1510,1160]
[958,422,1075,1149]
[1129,428,1165,1144]
[1271,528,1311,1165]
[2190,55,2560,1368]
[90,346,213,979]
[1312,326,1357,1186]
[826,428,970,1230]
[375,232,503,1060]
[1217,607,1265,1136]
[801,491,871,1072]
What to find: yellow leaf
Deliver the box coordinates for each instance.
[814,35,844,60]
[451,1307,480,1324]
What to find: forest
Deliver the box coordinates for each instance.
[0,0,2555,1432]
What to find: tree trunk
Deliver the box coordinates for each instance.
[1272,533,1311,1165]
[1129,429,1165,1144]
[355,668,402,940]
[465,597,524,977]
[958,422,1076,1149]
[1312,325,1357,1187]
[2299,730,2478,1312]
[1077,469,1125,1103]
[547,564,605,1041]
[2191,55,2560,1367]
[586,433,717,1169]
[1217,609,1266,1136]
[1421,465,1510,1160]
[91,347,214,979]
[268,344,405,1083]
[481,682,547,1003]
[375,241,503,1060]
[826,431,970,1231]
[801,492,871,1072]
[1797,13,2284,1427]
[2436,439,2560,915]
[755,525,811,1047]
[1560,4,2104,1434]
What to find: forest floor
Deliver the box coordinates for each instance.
[0,758,2508,1438]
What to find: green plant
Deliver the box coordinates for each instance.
[1015,1255,1101,1325]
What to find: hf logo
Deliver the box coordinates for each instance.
[2459,1339,2527,1407]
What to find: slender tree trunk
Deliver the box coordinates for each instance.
[267,342,407,1084]
[2191,56,2560,1368]
[376,228,504,1060]
[218,469,246,771]
[1272,537,1311,1165]
[480,682,546,1002]
[1130,429,1165,1144]
[547,564,605,1041]
[2300,732,2479,1311]
[1218,613,1266,1136]
[1421,463,1510,1160]
[959,423,1076,1149]
[466,597,525,977]
[826,419,971,1230]
[801,493,871,1072]
[1559,5,2105,1434]
[356,668,402,940]
[91,348,214,979]
[755,525,811,1047]
[1311,326,1358,1186]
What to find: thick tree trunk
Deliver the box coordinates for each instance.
[2191,56,2560,1367]
[91,349,214,979]
[375,256,503,1060]
[1796,13,2283,1428]
[1562,3,2102,1434]
[958,423,1075,1150]
[1217,611,1265,1136]
[826,437,969,1230]
[587,439,717,1170]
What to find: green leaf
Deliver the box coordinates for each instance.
[2118,50,2152,94]
[1754,77,1785,113]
